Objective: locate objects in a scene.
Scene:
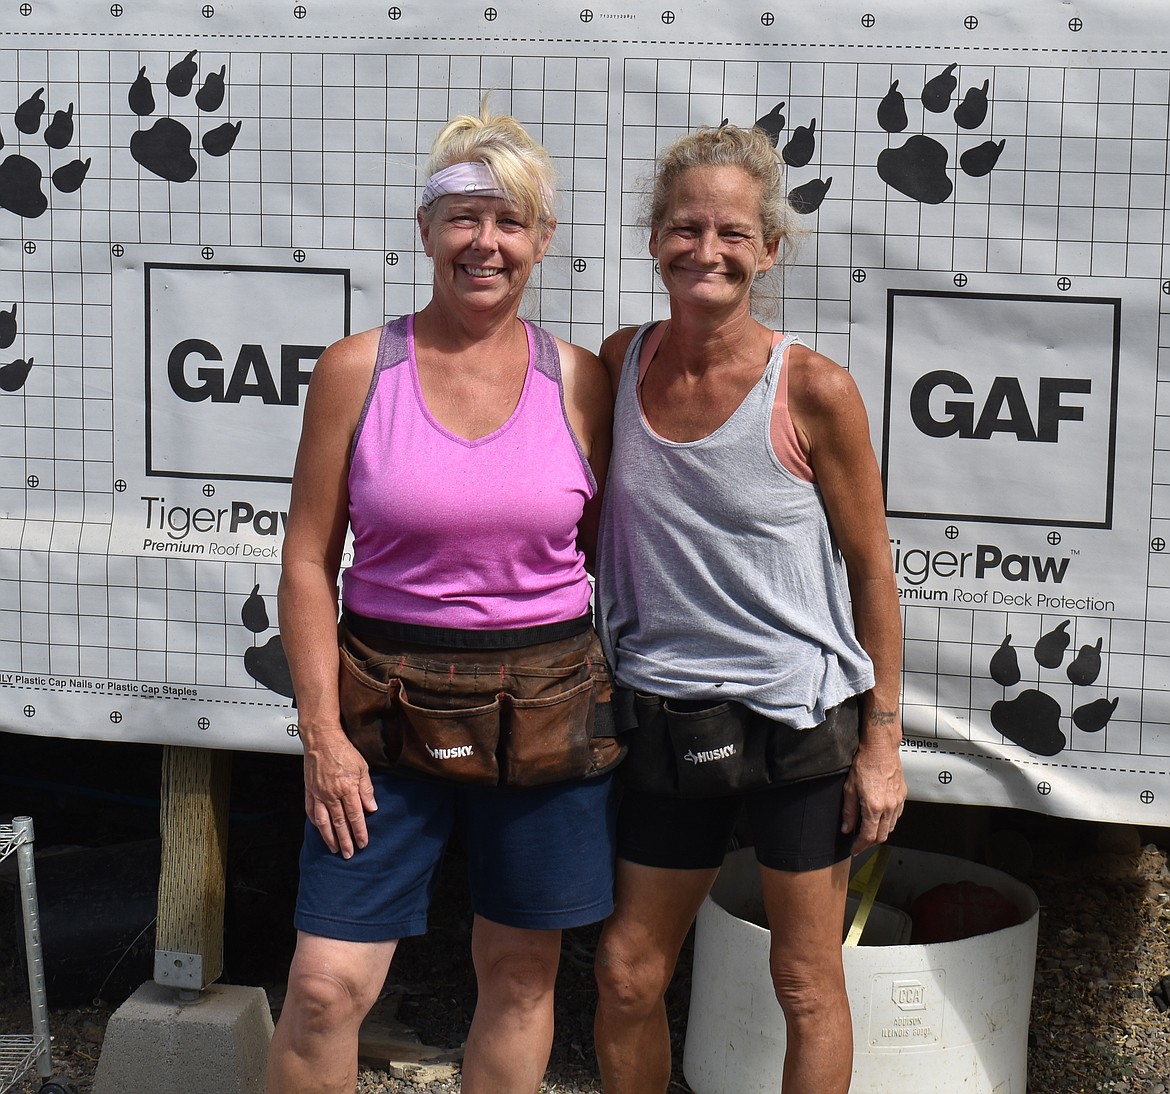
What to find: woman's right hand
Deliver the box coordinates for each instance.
[302,728,379,858]
[278,327,383,860]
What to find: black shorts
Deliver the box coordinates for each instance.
[616,769,853,873]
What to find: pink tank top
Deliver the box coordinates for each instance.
[342,315,596,629]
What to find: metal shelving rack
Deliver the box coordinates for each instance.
[1,817,52,1093]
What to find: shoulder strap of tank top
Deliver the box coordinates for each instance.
[376,314,410,372]
[636,321,668,386]
[769,332,815,482]
[525,321,596,493]
[350,315,410,462]
[528,320,561,383]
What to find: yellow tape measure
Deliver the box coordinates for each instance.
[843,845,892,947]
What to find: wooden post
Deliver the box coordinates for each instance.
[153,745,232,994]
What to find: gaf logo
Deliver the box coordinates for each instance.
[145,263,352,482]
[909,371,1091,443]
[167,339,322,405]
[883,290,1119,529]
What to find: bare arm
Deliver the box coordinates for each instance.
[279,326,380,858]
[788,344,906,853]
[557,336,615,572]
[598,325,638,399]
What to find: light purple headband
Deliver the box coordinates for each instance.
[419,161,503,208]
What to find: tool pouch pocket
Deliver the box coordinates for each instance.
[619,695,770,797]
[395,686,502,785]
[617,691,859,797]
[337,643,404,769]
[500,677,595,787]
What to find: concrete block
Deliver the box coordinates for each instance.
[93,980,274,1094]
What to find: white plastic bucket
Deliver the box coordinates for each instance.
[683,846,1039,1093]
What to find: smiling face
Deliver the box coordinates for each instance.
[650,164,779,316]
[418,191,554,319]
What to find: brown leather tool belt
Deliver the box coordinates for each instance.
[336,609,624,788]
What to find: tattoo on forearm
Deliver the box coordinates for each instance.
[870,708,898,726]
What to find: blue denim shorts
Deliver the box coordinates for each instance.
[294,767,617,941]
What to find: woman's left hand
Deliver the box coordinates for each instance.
[787,344,907,857]
[842,734,907,854]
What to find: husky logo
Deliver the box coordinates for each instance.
[684,743,737,765]
[427,743,474,760]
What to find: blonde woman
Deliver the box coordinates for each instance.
[266,102,617,1093]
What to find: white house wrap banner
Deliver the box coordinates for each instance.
[1,0,1167,825]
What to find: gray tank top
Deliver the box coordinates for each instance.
[596,322,875,729]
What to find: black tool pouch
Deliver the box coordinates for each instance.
[617,690,859,797]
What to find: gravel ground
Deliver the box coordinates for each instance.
[2,759,1168,1093]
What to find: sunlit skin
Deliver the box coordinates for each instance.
[635,164,782,446]
[649,164,778,321]
[418,195,553,325]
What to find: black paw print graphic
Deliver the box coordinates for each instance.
[876,64,1005,204]
[739,102,832,214]
[0,88,91,218]
[0,303,34,393]
[129,51,241,183]
[240,582,295,700]
[989,620,1118,757]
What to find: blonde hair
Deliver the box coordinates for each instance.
[649,125,806,316]
[421,97,556,231]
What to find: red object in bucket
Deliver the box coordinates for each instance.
[910,880,1023,943]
